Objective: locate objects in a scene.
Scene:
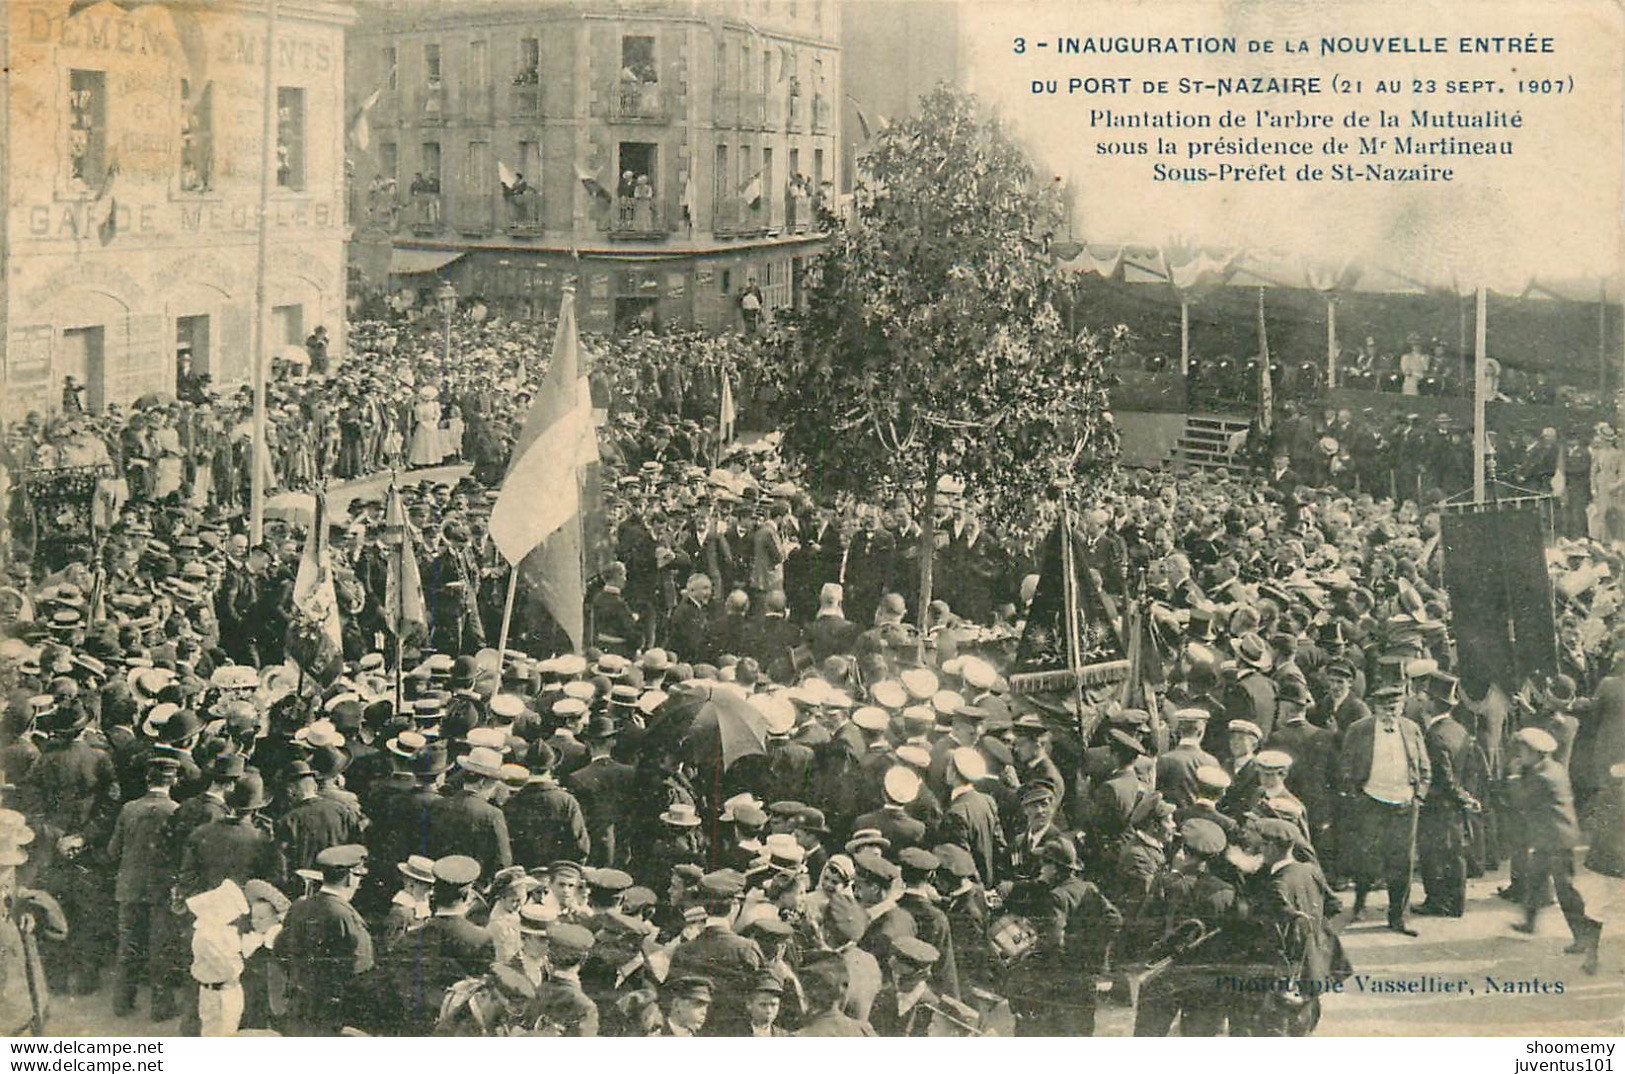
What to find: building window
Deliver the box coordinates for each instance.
[425,43,442,84]
[383,45,398,91]
[762,49,771,96]
[469,40,489,96]
[271,305,303,346]
[67,69,107,192]
[516,37,540,84]
[380,141,398,184]
[739,43,749,94]
[178,78,213,193]
[420,141,442,185]
[275,87,305,191]
[721,268,731,294]
[621,35,657,83]
[814,147,824,186]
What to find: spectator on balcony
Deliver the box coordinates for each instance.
[410,173,440,227]
[504,173,534,225]
[633,175,655,231]
[618,171,636,228]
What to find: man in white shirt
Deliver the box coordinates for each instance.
[1340,685,1431,936]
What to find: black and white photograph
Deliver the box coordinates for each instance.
[0,0,1621,1046]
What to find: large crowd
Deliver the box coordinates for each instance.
[0,307,1622,1039]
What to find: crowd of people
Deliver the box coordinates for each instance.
[0,305,1622,1039]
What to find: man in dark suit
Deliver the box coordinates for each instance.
[1416,698,1478,917]
[665,573,716,665]
[806,583,859,665]
[744,589,805,683]
[1510,727,1602,972]
[1156,710,1219,810]
[853,766,929,850]
[106,758,181,1016]
[278,844,375,1035]
[868,936,941,1037]
[408,855,495,1031]
[941,747,1006,887]
[842,513,896,629]
[505,740,590,867]
[667,870,763,1035]
[426,748,513,880]
[1263,679,1338,851]
[1338,685,1430,936]
[588,561,640,657]
[1311,661,1369,732]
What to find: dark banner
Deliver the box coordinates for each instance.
[1440,506,1557,696]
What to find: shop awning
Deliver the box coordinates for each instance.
[390,247,465,275]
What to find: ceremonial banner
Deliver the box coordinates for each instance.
[383,483,427,642]
[1440,506,1558,695]
[1012,519,1127,690]
[286,489,345,686]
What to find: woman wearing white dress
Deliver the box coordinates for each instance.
[407,384,443,469]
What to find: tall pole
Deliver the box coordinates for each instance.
[248,0,280,546]
[1326,296,1337,390]
[1178,296,1190,375]
[1473,284,1488,502]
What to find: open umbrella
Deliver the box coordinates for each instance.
[648,681,767,772]
[263,491,317,527]
[133,391,176,410]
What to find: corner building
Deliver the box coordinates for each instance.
[346,0,840,334]
[2,0,355,419]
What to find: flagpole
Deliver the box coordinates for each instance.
[248,0,280,546]
[1473,284,1488,503]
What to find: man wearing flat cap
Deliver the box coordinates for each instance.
[407,855,496,1030]
[278,844,375,1035]
[533,921,600,1036]
[1509,727,1603,972]
[869,935,941,1037]
[1001,838,1122,1036]
[1246,819,1342,1036]
[666,869,762,1035]
[1134,817,1242,1037]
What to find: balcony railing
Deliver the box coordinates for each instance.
[607,195,668,239]
[504,190,543,234]
[812,94,831,132]
[785,192,813,234]
[609,81,667,123]
[511,82,541,116]
[712,197,766,237]
[409,193,442,233]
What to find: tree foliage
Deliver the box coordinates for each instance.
[759,86,1119,613]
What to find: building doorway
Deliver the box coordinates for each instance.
[58,325,105,413]
[176,314,210,392]
[614,296,659,333]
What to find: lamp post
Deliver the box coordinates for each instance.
[436,278,458,375]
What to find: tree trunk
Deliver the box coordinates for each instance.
[917,457,937,629]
